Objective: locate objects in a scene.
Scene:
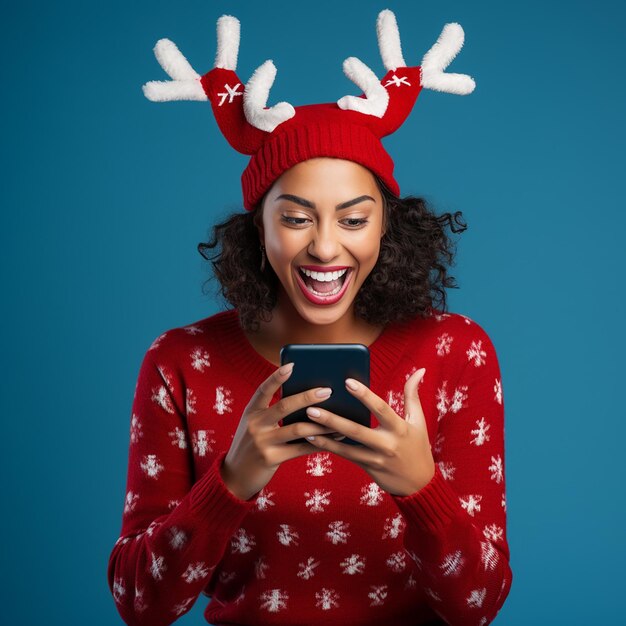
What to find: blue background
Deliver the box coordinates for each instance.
[3,0,624,624]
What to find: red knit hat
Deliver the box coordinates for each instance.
[143,9,475,211]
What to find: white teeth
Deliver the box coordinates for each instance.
[299,267,348,282]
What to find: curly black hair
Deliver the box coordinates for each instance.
[198,176,467,332]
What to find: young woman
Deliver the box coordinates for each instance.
[108,10,512,626]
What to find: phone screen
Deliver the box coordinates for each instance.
[280,343,370,446]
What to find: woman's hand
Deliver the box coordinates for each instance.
[220,363,338,501]
[304,368,435,497]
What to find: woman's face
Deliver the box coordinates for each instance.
[258,157,385,326]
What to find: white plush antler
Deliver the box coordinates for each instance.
[142,14,294,132]
[243,60,295,132]
[420,23,476,95]
[142,38,207,102]
[337,8,406,117]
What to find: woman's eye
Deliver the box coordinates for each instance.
[281,216,309,225]
[343,218,369,227]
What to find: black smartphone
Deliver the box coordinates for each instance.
[279,343,370,446]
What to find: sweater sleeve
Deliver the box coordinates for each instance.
[391,323,512,625]
[107,345,257,626]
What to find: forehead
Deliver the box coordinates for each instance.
[270,158,379,198]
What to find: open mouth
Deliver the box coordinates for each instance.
[297,267,350,297]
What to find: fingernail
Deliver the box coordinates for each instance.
[315,387,332,398]
[279,362,294,376]
[345,378,359,390]
[306,436,315,441]
[307,407,321,417]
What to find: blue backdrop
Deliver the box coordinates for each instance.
[3,0,624,624]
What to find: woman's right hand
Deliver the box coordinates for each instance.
[219,363,337,501]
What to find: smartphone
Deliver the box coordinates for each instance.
[279,343,370,446]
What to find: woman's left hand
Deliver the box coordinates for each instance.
[305,368,435,496]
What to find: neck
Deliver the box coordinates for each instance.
[256,288,382,346]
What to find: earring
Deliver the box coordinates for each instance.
[259,244,266,272]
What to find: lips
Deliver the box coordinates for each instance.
[294,267,353,305]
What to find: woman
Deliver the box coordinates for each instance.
[108,10,512,625]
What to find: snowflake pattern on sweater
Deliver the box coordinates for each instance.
[108,308,512,625]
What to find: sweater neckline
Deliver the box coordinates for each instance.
[214,308,415,392]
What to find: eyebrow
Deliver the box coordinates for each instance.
[274,194,375,210]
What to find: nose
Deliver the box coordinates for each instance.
[306,223,341,261]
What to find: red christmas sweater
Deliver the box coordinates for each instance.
[107,308,512,625]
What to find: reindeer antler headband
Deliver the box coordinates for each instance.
[143,9,475,210]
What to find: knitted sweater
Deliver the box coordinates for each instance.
[107,308,512,626]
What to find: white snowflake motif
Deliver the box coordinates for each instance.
[167,499,180,510]
[115,536,130,546]
[404,573,417,589]
[185,388,197,415]
[470,417,491,446]
[234,585,246,605]
[231,528,256,554]
[386,551,407,573]
[340,554,366,575]
[502,493,507,512]
[480,541,500,571]
[438,460,456,481]
[479,618,489,626]
[435,381,469,422]
[149,551,167,580]
[382,513,406,539]
[436,332,454,356]
[297,557,320,580]
[460,494,482,517]
[182,561,211,583]
[148,332,167,351]
[315,587,340,610]
[183,325,203,335]
[168,526,188,550]
[460,314,474,325]
[255,488,276,512]
[151,384,175,414]
[424,587,442,602]
[306,452,333,476]
[276,524,299,547]
[214,386,234,415]
[406,549,423,571]
[433,431,445,455]
[191,429,216,457]
[134,586,148,613]
[360,482,384,506]
[433,312,452,322]
[326,520,350,545]
[140,454,165,479]
[368,584,388,607]
[217,82,243,106]
[219,571,236,585]
[168,426,189,449]
[259,588,288,612]
[489,455,504,484]
[467,587,487,608]
[467,339,487,367]
[386,388,404,416]
[190,348,211,372]
[130,414,143,444]
[171,596,195,616]
[156,364,176,394]
[304,488,331,513]
[146,520,162,536]
[255,555,269,579]
[494,378,503,404]
[112,577,126,604]
[124,490,139,515]
[483,523,504,543]
[440,550,465,577]
[384,73,411,87]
